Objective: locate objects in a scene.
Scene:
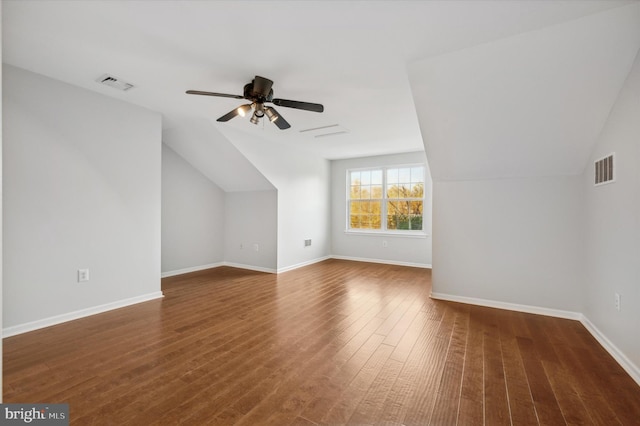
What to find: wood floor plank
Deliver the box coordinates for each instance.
[347,357,404,424]
[517,336,567,425]
[3,260,639,425]
[397,303,458,425]
[496,310,539,425]
[428,306,469,425]
[482,308,512,426]
[457,305,485,425]
[321,342,395,423]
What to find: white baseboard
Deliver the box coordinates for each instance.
[2,291,164,338]
[331,255,432,269]
[223,262,277,274]
[429,291,640,386]
[162,256,431,277]
[580,315,640,386]
[277,256,332,274]
[430,292,581,320]
[161,262,224,278]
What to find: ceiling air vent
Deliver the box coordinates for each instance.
[594,153,615,186]
[299,124,349,138]
[96,74,135,91]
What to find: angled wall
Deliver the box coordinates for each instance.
[583,49,640,375]
[161,144,225,275]
[224,190,278,272]
[3,65,162,333]
[409,5,640,381]
[431,176,584,313]
[220,127,330,272]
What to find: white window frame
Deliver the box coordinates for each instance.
[345,164,427,237]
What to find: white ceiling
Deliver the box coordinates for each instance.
[3,1,639,179]
[409,3,640,180]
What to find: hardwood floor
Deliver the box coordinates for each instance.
[4,259,640,425]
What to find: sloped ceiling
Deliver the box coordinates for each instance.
[409,3,640,181]
[3,1,639,187]
[162,120,274,192]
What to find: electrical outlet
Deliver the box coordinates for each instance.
[615,293,621,311]
[78,269,90,282]
[382,240,388,248]
[304,239,312,247]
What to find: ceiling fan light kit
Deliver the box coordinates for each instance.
[236,104,252,117]
[187,75,324,130]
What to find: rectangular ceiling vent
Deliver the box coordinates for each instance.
[299,124,349,138]
[96,74,135,91]
[594,153,615,186]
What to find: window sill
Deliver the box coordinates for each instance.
[344,230,429,238]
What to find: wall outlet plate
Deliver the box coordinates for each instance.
[78,269,90,282]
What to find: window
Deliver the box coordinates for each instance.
[348,165,425,233]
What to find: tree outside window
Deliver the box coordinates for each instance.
[349,165,424,232]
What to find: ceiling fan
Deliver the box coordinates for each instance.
[186,76,324,130]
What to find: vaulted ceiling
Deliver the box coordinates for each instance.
[3,1,639,184]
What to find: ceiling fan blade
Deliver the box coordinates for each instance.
[253,76,274,98]
[272,98,324,113]
[267,107,291,130]
[217,107,242,122]
[186,90,244,99]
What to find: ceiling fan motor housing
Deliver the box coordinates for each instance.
[243,77,274,102]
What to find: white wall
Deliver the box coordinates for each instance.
[224,190,278,272]
[432,176,584,312]
[3,65,162,330]
[161,144,225,274]
[583,50,640,370]
[220,127,330,271]
[331,152,432,267]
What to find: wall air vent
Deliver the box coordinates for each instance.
[594,153,615,186]
[96,74,135,91]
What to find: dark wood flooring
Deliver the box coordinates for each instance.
[4,259,640,425]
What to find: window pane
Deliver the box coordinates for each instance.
[409,215,423,230]
[361,185,371,199]
[396,213,410,229]
[400,201,410,215]
[387,185,398,198]
[350,200,362,214]
[411,183,424,198]
[350,185,361,199]
[360,170,371,185]
[371,170,383,185]
[370,201,381,215]
[371,185,383,198]
[350,215,360,228]
[387,168,398,185]
[370,215,381,229]
[411,167,424,183]
[398,168,411,184]
[386,201,397,215]
[350,171,360,185]
[410,201,423,215]
[397,184,410,197]
[387,213,397,230]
